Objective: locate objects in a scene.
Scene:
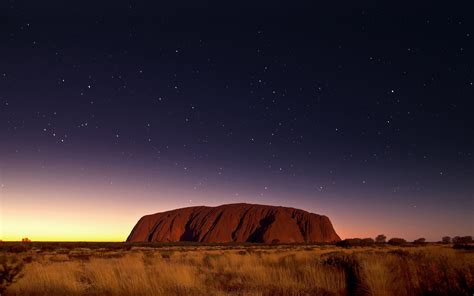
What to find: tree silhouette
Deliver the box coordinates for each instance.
[375,234,386,243]
[413,238,426,244]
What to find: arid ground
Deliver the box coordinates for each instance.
[1,242,473,296]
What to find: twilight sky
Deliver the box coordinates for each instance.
[1,2,473,242]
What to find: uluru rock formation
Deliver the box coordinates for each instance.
[127,203,340,243]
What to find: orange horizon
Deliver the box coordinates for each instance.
[2,162,472,243]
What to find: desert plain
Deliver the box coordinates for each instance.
[1,241,473,296]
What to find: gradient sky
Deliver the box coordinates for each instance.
[1,2,473,242]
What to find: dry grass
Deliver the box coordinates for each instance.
[1,244,473,296]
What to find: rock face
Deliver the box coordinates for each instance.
[127,203,340,243]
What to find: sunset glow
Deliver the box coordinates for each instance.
[2,155,472,242]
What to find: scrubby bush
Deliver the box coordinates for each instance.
[7,244,29,253]
[361,238,375,246]
[375,234,386,243]
[442,236,451,244]
[388,238,406,245]
[0,255,24,293]
[336,238,374,247]
[413,238,426,245]
[452,236,473,249]
[453,244,474,250]
[336,238,362,247]
[453,236,473,245]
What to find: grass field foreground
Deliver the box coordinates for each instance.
[1,243,473,295]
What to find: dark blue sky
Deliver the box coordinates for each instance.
[1,1,473,241]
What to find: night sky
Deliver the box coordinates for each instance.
[1,2,473,241]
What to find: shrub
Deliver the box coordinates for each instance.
[375,234,386,243]
[463,236,473,243]
[388,248,409,256]
[388,238,406,245]
[361,238,375,246]
[159,250,174,259]
[0,255,25,293]
[22,256,33,264]
[7,244,29,253]
[453,244,474,250]
[413,238,426,245]
[336,238,374,247]
[452,236,473,245]
[336,238,361,247]
[442,236,451,244]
